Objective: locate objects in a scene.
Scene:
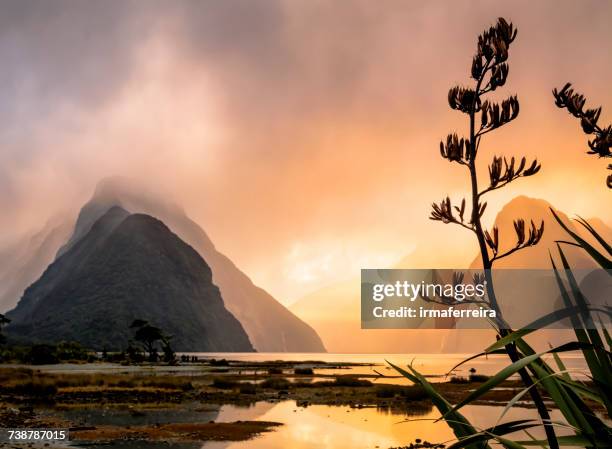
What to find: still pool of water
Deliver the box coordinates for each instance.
[203,401,570,449]
[65,400,570,449]
[204,401,455,449]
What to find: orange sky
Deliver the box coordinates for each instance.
[0,0,610,304]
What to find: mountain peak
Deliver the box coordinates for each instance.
[92,177,185,216]
[7,209,254,352]
[496,195,563,218]
[470,195,606,269]
[57,179,326,351]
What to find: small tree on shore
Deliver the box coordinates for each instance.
[129,319,175,364]
[130,319,163,362]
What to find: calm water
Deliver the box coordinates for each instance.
[196,352,590,377]
[17,353,588,449]
[63,401,571,449]
[200,401,572,449]
[19,352,590,383]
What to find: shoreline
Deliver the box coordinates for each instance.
[1,360,606,447]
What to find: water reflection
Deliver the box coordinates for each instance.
[27,353,587,449]
[64,399,573,449]
[201,402,570,449]
[201,401,453,449]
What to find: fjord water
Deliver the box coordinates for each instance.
[199,402,570,449]
[36,353,588,449]
[63,402,566,449]
[63,400,570,449]
[192,352,591,382]
[26,352,590,381]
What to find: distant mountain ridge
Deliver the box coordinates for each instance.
[469,196,610,269]
[7,207,254,352]
[290,196,611,353]
[47,177,325,352]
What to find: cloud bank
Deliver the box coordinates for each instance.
[1,0,610,302]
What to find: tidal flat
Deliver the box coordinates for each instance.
[0,358,603,449]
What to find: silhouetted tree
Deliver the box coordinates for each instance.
[129,319,176,364]
[130,319,164,362]
[552,83,612,188]
[430,17,557,448]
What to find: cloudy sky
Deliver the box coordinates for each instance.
[1,0,610,303]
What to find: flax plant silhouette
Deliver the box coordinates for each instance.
[428,18,558,448]
[552,83,612,188]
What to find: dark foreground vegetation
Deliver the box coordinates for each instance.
[0,341,95,365]
[403,15,612,449]
[0,319,181,365]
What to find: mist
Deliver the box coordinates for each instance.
[1,0,611,303]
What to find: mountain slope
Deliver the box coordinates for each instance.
[0,217,72,313]
[59,177,325,352]
[7,207,254,352]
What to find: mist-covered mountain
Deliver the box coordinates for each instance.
[7,207,254,352]
[45,177,325,352]
[290,196,610,353]
[469,196,610,269]
[441,195,611,352]
[0,217,73,313]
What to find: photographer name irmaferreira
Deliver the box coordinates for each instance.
[372,306,497,319]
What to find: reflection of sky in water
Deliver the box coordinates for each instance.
[42,354,593,449]
[65,400,576,449]
[201,402,571,449]
[201,401,447,449]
